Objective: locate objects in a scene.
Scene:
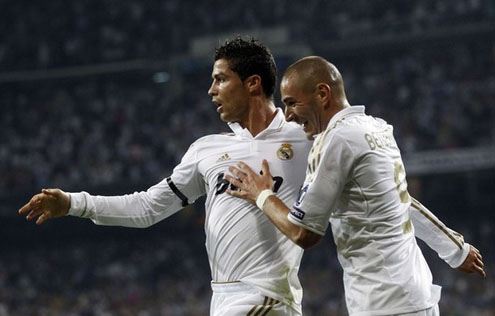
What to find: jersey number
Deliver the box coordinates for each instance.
[215,172,283,195]
[394,161,410,203]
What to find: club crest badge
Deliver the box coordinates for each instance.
[277,143,294,160]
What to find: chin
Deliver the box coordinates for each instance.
[219,113,230,122]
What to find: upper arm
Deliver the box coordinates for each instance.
[165,142,206,203]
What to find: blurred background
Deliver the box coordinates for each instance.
[1,0,494,315]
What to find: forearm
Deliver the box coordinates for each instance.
[410,197,470,268]
[262,195,320,249]
[225,160,321,248]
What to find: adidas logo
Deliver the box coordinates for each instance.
[216,153,231,162]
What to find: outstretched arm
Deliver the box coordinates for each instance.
[410,197,485,277]
[226,160,321,249]
[18,142,206,228]
[18,181,188,228]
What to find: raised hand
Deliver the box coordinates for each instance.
[457,245,486,278]
[18,188,71,225]
[225,159,274,204]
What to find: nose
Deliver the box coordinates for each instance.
[208,82,217,96]
[284,106,295,122]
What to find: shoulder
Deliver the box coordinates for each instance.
[185,133,238,157]
[191,133,236,146]
[329,113,380,137]
[329,114,395,153]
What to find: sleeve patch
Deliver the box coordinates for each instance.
[291,206,306,220]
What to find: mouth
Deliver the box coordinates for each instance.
[302,121,309,132]
[212,100,223,113]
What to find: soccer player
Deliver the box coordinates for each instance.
[18,37,313,316]
[226,56,486,316]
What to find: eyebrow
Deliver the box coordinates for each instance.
[212,73,227,80]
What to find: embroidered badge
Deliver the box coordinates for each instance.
[277,143,293,160]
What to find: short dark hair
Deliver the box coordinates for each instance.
[215,36,277,98]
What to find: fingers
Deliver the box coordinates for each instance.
[19,189,69,225]
[477,266,486,278]
[228,166,247,181]
[26,208,43,221]
[237,161,255,175]
[42,188,60,196]
[472,246,482,260]
[36,214,49,225]
[474,251,486,278]
[472,261,486,278]
[226,188,243,198]
[225,175,243,189]
[18,194,42,215]
[18,201,33,215]
[261,159,272,178]
[459,247,487,278]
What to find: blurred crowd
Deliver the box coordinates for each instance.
[0,76,221,192]
[1,212,493,316]
[1,0,493,71]
[1,0,494,315]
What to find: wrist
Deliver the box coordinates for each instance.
[64,192,71,216]
[256,189,274,211]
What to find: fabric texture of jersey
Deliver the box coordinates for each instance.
[68,108,312,313]
[287,106,463,315]
[210,282,301,316]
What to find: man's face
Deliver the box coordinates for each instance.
[281,75,324,140]
[208,59,250,123]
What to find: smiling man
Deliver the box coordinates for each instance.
[226,56,486,316]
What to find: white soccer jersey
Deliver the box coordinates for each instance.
[68,109,312,313]
[288,106,466,315]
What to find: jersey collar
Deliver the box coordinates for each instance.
[325,105,365,133]
[228,108,285,139]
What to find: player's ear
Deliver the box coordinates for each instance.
[316,83,331,109]
[245,75,262,95]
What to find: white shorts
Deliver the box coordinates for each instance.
[395,304,440,316]
[210,281,301,316]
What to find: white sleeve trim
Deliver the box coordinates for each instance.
[67,192,90,218]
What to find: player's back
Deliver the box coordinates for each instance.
[328,110,440,315]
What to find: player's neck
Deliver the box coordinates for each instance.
[241,99,277,137]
